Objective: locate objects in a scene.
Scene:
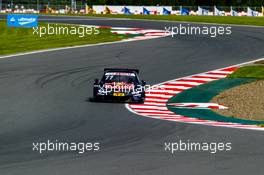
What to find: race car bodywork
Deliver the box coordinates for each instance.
[92,68,146,103]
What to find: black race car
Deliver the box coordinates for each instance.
[92,68,146,103]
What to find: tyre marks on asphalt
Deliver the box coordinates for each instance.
[35,66,101,88]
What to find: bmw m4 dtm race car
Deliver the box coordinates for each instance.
[92,68,146,103]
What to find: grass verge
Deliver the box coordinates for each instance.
[0,21,128,56]
[228,65,264,79]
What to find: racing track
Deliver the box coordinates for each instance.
[0,15,264,175]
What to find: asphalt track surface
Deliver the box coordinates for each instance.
[0,15,264,175]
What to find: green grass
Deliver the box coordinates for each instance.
[45,13,264,27]
[258,124,264,127]
[228,65,264,79]
[0,21,128,55]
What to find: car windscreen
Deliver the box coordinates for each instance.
[102,72,139,84]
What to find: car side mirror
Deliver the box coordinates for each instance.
[141,80,146,86]
[94,79,99,85]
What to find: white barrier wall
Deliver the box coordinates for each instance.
[93,5,107,14]
[1,5,263,16]
[92,5,172,15]
[93,5,125,14]
[105,6,123,14]
[125,6,143,14]
[143,6,172,14]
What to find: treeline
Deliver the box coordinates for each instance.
[2,0,264,6]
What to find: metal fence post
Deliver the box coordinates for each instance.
[71,0,76,12]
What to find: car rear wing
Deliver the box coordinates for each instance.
[104,68,139,74]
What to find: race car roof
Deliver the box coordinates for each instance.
[105,72,136,76]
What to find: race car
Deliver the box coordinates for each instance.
[92,68,146,103]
